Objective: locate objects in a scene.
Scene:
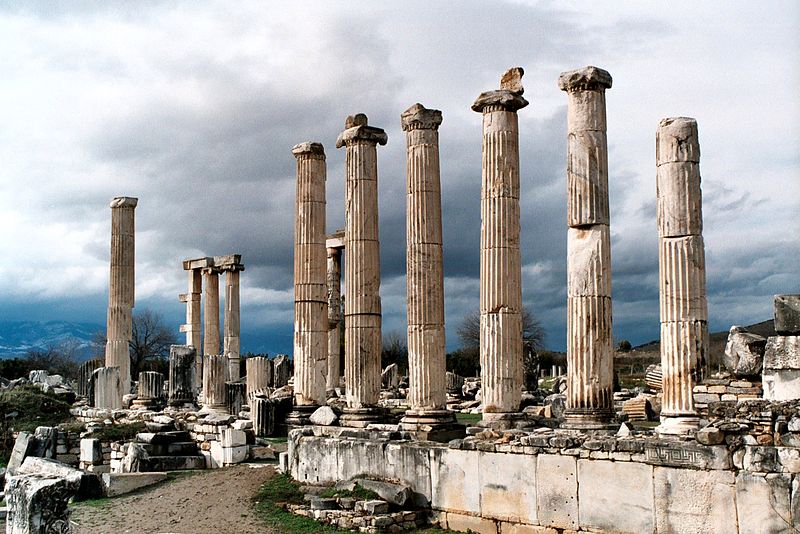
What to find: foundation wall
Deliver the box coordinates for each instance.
[288,427,799,533]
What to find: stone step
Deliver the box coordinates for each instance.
[143,455,205,471]
[142,441,199,456]
[136,431,191,444]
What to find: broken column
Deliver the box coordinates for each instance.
[399,103,455,431]
[656,117,707,435]
[105,196,137,399]
[180,260,205,391]
[202,353,228,413]
[326,230,345,394]
[246,356,273,398]
[288,142,329,425]
[5,462,82,534]
[203,266,221,358]
[472,68,528,417]
[168,345,196,406]
[93,367,121,410]
[132,371,164,410]
[763,295,800,400]
[559,66,614,428]
[335,114,387,427]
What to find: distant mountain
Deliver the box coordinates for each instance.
[0,320,103,360]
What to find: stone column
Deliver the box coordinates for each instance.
[224,268,242,381]
[288,142,329,425]
[202,353,228,413]
[251,396,276,437]
[105,196,137,399]
[472,68,528,417]
[656,117,707,435]
[203,268,221,357]
[169,345,196,406]
[179,267,203,390]
[559,66,614,429]
[226,381,246,416]
[78,358,103,399]
[132,371,164,410]
[326,245,343,393]
[335,114,387,427]
[94,367,121,410]
[400,103,456,432]
[246,356,273,398]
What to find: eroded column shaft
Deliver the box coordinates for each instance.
[203,270,220,356]
[182,269,203,391]
[168,345,196,406]
[246,356,273,398]
[560,66,614,426]
[224,269,241,380]
[203,353,227,411]
[326,247,342,392]
[657,117,707,428]
[292,142,329,406]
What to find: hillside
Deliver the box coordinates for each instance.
[0,320,101,360]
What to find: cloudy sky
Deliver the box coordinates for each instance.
[0,1,797,354]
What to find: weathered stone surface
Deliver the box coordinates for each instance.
[558,66,612,92]
[654,467,736,533]
[764,335,800,369]
[354,479,412,507]
[94,366,122,410]
[763,368,800,401]
[735,472,792,534]
[479,451,537,524]
[202,353,228,411]
[5,467,81,534]
[695,426,725,445]
[577,459,654,533]
[80,438,103,464]
[121,442,149,473]
[273,354,292,388]
[102,472,167,497]
[168,345,195,406]
[775,294,800,334]
[381,363,399,389]
[251,396,276,437]
[430,448,481,514]
[326,244,343,392]
[246,355,273,396]
[309,406,338,426]
[7,432,34,475]
[724,326,766,376]
[536,454,577,529]
[644,440,730,469]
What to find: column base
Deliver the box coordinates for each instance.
[339,407,385,428]
[656,415,700,436]
[198,404,229,416]
[561,409,614,430]
[130,399,159,411]
[400,409,465,442]
[286,404,318,427]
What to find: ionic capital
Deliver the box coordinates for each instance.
[292,142,325,158]
[335,113,388,148]
[472,67,529,113]
[401,103,442,131]
[558,66,612,93]
[110,197,138,209]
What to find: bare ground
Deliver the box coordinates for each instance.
[71,463,278,534]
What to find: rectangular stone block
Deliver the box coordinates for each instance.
[654,467,736,534]
[431,448,481,515]
[385,442,432,507]
[445,511,498,534]
[499,524,558,534]
[763,369,800,401]
[735,473,792,534]
[102,472,168,497]
[774,294,800,334]
[644,440,730,469]
[536,454,577,529]
[764,335,800,369]
[480,452,537,524]
[220,428,247,447]
[577,459,654,533]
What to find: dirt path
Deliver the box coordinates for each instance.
[71,463,278,534]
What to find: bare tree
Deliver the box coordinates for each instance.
[456,307,544,351]
[381,331,408,373]
[93,308,177,378]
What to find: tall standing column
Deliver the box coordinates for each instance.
[179,266,203,392]
[105,196,138,398]
[335,114,387,427]
[656,117,707,435]
[472,69,528,417]
[400,103,456,431]
[224,267,243,381]
[559,66,614,429]
[326,245,343,393]
[289,142,329,425]
[203,268,221,357]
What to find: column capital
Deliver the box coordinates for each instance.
[401,103,442,131]
[558,66,612,93]
[335,114,388,148]
[110,197,138,209]
[292,142,325,158]
[657,117,699,164]
[472,67,529,113]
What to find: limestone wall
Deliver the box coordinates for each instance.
[289,427,799,533]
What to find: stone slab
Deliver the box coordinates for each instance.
[643,440,730,469]
[577,459,654,533]
[654,467,736,534]
[536,454,577,529]
[763,336,800,369]
[763,369,800,401]
[385,442,433,507]
[445,511,498,534]
[102,472,168,497]
[735,473,792,534]
[431,448,481,515]
[480,451,537,524]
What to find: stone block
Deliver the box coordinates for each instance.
[653,467,736,534]
[792,476,800,532]
[577,459,654,533]
[778,447,800,473]
[735,472,792,533]
[763,368,800,401]
[445,511,498,534]
[7,432,34,475]
[724,326,766,376]
[431,448,481,514]
[310,406,339,426]
[80,439,103,464]
[499,524,558,534]
[644,440,730,469]
[360,500,389,514]
[774,294,800,334]
[249,445,276,460]
[220,428,247,447]
[743,446,780,472]
[101,472,168,497]
[695,427,725,445]
[385,442,432,507]
[479,451,537,524]
[764,335,800,369]
[536,454,577,529]
[694,393,720,404]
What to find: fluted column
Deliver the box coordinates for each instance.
[326,246,343,393]
[168,345,196,406]
[656,117,707,435]
[400,103,455,430]
[132,371,164,410]
[246,356,273,398]
[202,353,228,412]
[203,268,221,357]
[472,69,528,416]
[289,141,329,425]
[94,367,121,410]
[224,268,242,380]
[559,66,614,429]
[179,267,203,392]
[336,114,387,427]
[105,196,137,399]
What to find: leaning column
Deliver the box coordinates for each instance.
[105,196,138,398]
[400,103,456,432]
[288,142,329,425]
[559,66,614,429]
[656,117,707,435]
[336,114,387,427]
[326,244,343,393]
[472,69,528,418]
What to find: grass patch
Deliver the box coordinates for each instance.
[252,473,342,533]
[318,484,379,500]
[455,412,482,426]
[72,497,112,509]
[0,385,73,432]
[262,437,288,445]
[90,421,147,442]
[59,421,87,434]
